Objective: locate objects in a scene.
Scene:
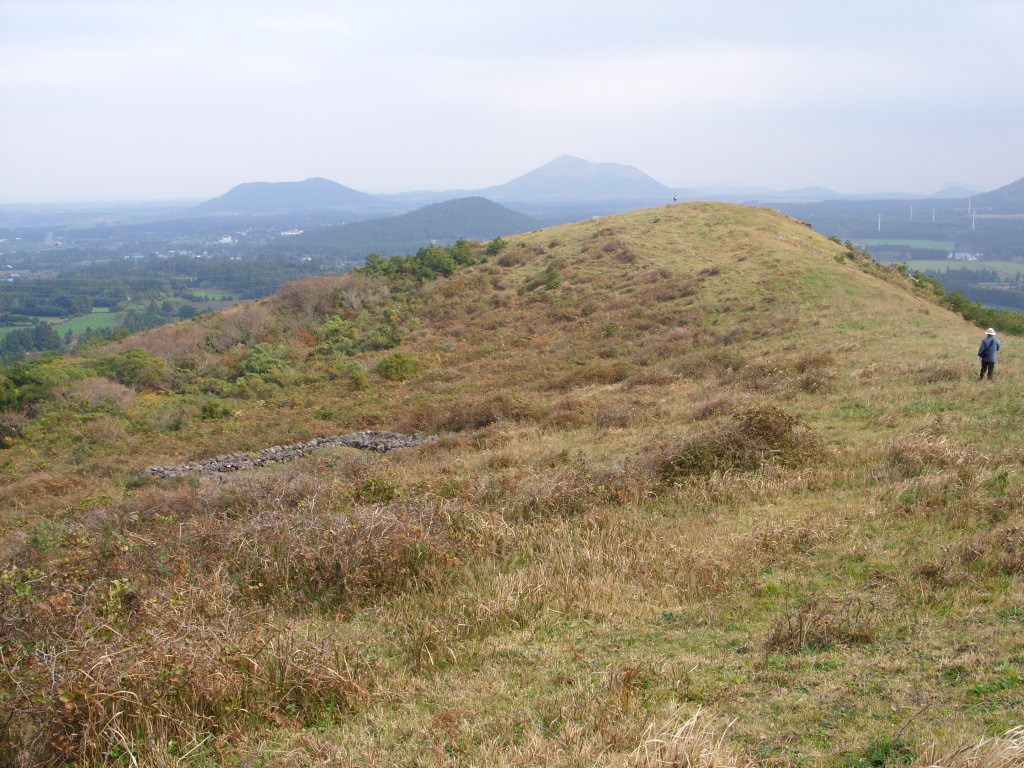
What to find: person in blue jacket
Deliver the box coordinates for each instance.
[978,328,1001,380]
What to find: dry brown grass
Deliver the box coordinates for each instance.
[0,458,479,766]
[912,727,1024,767]
[52,376,137,411]
[1,202,1021,766]
[632,708,756,767]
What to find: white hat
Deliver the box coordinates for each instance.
[986,328,996,335]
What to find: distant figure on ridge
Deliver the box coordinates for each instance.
[978,328,1001,381]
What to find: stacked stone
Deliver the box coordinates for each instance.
[143,430,436,479]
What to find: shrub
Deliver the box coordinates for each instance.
[361,242,477,285]
[523,266,563,292]
[319,310,405,356]
[92,347,169,389]
[343,360,369,390]
[354,477,400,503]
[660,405,821,478]
[497,251,525,267]
[375,353,420,382]
[919,363,963,383]
[0,416,23,449]
[4,356,91,408]
[485,236,509,255]
[240,343,291,376]
[765,594,879,653]
[53,377,137,412]
[199,399,233,420]
[274,274,351,318]
[543,268,562,290]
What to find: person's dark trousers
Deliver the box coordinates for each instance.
[980,361,996,380]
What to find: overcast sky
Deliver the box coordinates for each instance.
[1,0,1022,203]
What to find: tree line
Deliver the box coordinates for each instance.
[922,267,1024,313]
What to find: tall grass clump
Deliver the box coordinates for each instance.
[764,593,879,653]
[657,405,823,479]
[911,726,1024,767]
[0,464,474,767]
[632,708,755,767]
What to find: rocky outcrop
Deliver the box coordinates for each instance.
[142,430,436,479]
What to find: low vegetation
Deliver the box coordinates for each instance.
[0,203,1021,766]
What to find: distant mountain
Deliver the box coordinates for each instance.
[931,185,983,199]
[478,155,675,202]
[263,197,539,260]
[193,177,381,216]
[970,177,1024,214]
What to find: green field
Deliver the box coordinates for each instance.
[886,259,1024,275]
[859,238,954,250]
[51,308,120,335]
[191,288,241,300]
[0,309,121,339]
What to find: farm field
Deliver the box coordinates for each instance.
[0,308,119,339]
[50,308,120,335]
[190,288,241,300]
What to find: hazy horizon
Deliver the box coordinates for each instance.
[1,0,1022,204]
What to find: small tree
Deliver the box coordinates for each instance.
[485,237,509,256]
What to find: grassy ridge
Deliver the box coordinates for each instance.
[1,203,1021,766]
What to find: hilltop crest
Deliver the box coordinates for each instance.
[107,201,972,428]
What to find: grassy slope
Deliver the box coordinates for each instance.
[1,203,1022,766]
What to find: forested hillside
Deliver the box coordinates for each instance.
[260,197,539,260]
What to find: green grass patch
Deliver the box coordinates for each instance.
[52,309,120,335]
[191,288,241,300]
